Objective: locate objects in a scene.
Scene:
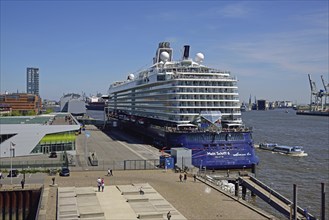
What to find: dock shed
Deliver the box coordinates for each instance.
[171,148,192,170]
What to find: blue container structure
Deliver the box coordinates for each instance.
[159,155,174,169]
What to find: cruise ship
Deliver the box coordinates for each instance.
[107,42,259,169]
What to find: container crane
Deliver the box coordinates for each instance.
[321,75,329,110]
[308,74,324,111]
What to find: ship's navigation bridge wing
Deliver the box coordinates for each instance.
[199,111,222,124]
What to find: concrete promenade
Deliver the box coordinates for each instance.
[41,170,275,220]
[35,125,276,219]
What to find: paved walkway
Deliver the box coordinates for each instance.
[57,183,186,220]
[42,170,276,220]
[39,125,276,220]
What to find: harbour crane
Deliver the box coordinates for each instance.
[321,75,329,109]
[308,74,324,111]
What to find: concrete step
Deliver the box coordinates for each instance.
[79,212,105,219]
[137,212,164,219]
[58,213,79,219]
[121,190,140,195]
[80,217,106,220]
[125,195,149,203]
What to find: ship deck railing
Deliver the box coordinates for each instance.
[162,126,251,133]
[171,73,236,81]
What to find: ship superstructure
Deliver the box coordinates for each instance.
[107,42,259,169]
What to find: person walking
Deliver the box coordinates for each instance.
[110,169,113,176]
[193,174,196,182]
[0,171,3,179]
[184,173,187,182]
[107,168,111,176]
[101,178,105,192]
[179,174,183,182]
[21,178,25,189]
[167,211,171,220]
[97,177,101,192]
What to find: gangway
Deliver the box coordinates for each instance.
[239,176,316,220]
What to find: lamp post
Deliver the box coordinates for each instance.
[10,143,15,185]
[85,131,90,165]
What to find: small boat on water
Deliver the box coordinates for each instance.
[257,143,307,156]
[273,145,307,156]
[259,143,278,150]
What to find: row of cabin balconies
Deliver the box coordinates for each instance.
[111,109,240,124]
[109,101,240,108]
[113,92,239,100]
[133,87,238,94]
[109,105,240,115]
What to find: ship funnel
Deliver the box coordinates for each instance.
[183,45,190,60]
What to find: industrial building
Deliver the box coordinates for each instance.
[0,93,42,115]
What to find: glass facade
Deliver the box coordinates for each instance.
[31,132,76,154]
[27,67,39,95]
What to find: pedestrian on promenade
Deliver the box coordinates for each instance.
[0,171,3,179]
[110,169,113,176]
[139,187,144,195]
[193,174,196,182]
[167,211,171,220]
[227,169,230,177]
[184,173,187,182]
[21,178,25,189]
[107,168,111,176]
[97,177,101,192]
[179,174,182,182]
[101,178,105,192]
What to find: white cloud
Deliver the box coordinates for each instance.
[218,26,328,75]
[218,2,251,18]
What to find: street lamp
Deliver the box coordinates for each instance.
[85,131,90,165]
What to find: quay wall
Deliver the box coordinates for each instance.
[0,187,42,220]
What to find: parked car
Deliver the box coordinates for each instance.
[49,151,57,158]
[7,169,19,177]
[59,167,70,177]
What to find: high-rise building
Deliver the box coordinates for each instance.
[26,67,39,95]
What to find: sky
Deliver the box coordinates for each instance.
[1,0,328,104]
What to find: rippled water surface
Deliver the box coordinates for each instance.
[89,109,329,218]
[242,109,329,219]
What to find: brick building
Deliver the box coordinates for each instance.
[0,93,42,114]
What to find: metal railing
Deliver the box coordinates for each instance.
[0,160,65,170]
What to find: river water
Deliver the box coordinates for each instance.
[88,109,328,218]
[242,109,329,219]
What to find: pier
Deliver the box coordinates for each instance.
[200,172,318,220]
